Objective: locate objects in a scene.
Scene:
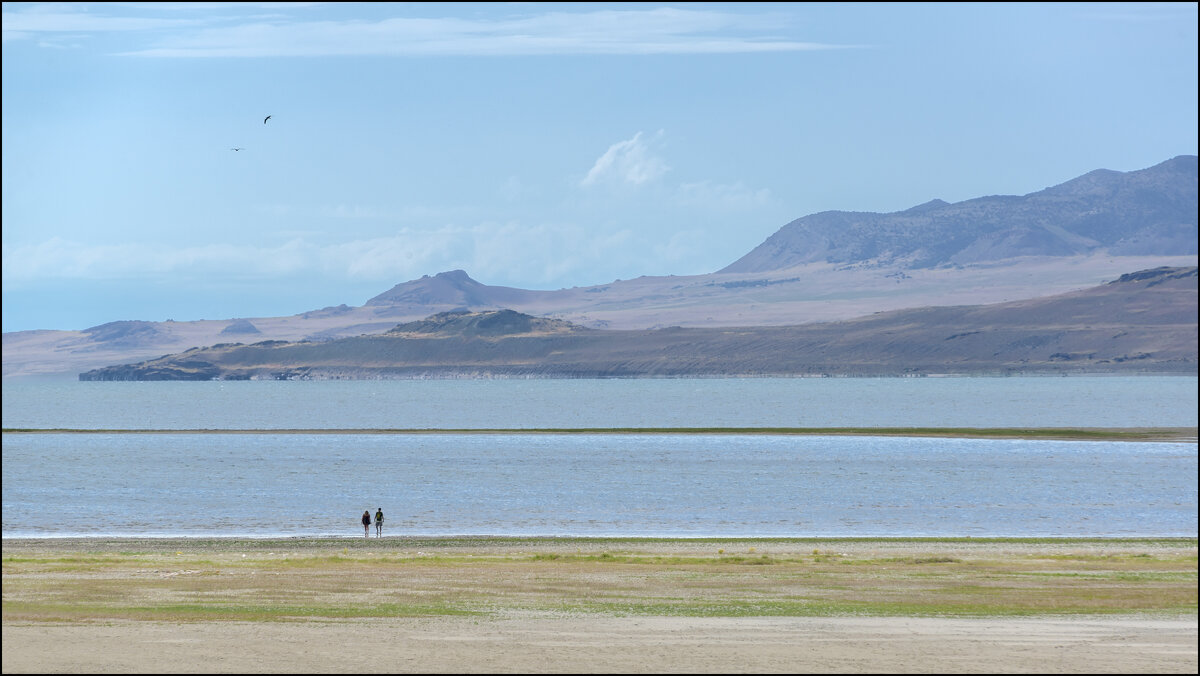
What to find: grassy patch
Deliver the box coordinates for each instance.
[2,601,480,622]
[527,552,786,565]
[548,598,1163,618]
[4,539,1195,623]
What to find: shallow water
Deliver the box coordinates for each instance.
[2,376,1195,538]
[2,433,1194,538]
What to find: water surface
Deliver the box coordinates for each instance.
[2,433,1194,538]
[4,376,1196,429]
[3,377,1195,538]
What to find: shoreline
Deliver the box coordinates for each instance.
[5,534,1196,559]
[7,535,1199,547]
[3,425,1197,441]
[5,534,1198,546]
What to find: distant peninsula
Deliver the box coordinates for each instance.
[78,267,1197,381]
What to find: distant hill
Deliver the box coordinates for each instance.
[365,269,554,308]
[78,267,1197,380]
[722,155,1197,272]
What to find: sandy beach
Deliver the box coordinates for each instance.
[3,536,1196,673]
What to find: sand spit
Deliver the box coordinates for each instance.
[3,426,1197,442]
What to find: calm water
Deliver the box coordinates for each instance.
[3,376,1197,429]
[2,433,1195,538]
[2,377,1196,538]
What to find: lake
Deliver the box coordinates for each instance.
[2,377,1196,538]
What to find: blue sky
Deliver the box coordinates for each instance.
[3,2,1197,332]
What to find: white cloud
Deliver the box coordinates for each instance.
[675,180,772,209]
[1081,3,1198,22]
[580,131,670,188]
[578,137,773,221]
[0,5,203,35]
[1,237,285,280]
[0,222,640,289]
[463,221,635,285]
[2,4,857,56]
[497,176,538,203]
[320,204,383,220]
[132,9,853,58]
[652,229,710,267]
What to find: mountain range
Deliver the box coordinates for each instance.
[723,155,1196,272]
[4,155,1197,379]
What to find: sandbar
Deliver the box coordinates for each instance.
[3,426,1197,442]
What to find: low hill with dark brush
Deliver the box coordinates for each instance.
[386,309,581,338]
[78,267,1197,380]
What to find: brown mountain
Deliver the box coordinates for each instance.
[78,267,1197,380]
[364,269,553,308]
[722,155,1197,272]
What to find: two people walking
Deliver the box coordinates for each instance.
[362,508,384,537]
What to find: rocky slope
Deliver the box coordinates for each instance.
[722,156,1197,272]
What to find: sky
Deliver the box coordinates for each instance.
[2,2,1197,332]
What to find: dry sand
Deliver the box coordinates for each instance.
[4,615,1197,674]
[3,537,1196,673]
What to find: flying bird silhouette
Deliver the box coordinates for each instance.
[263,115,271,124]
[231,147,244,151]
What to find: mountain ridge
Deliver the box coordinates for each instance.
[721,155,1197,272]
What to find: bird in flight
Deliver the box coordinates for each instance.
[263,115,272,124]
[231,147,244,151]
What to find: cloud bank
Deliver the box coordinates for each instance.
[0,221,638,290]
[2,4,857,56]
